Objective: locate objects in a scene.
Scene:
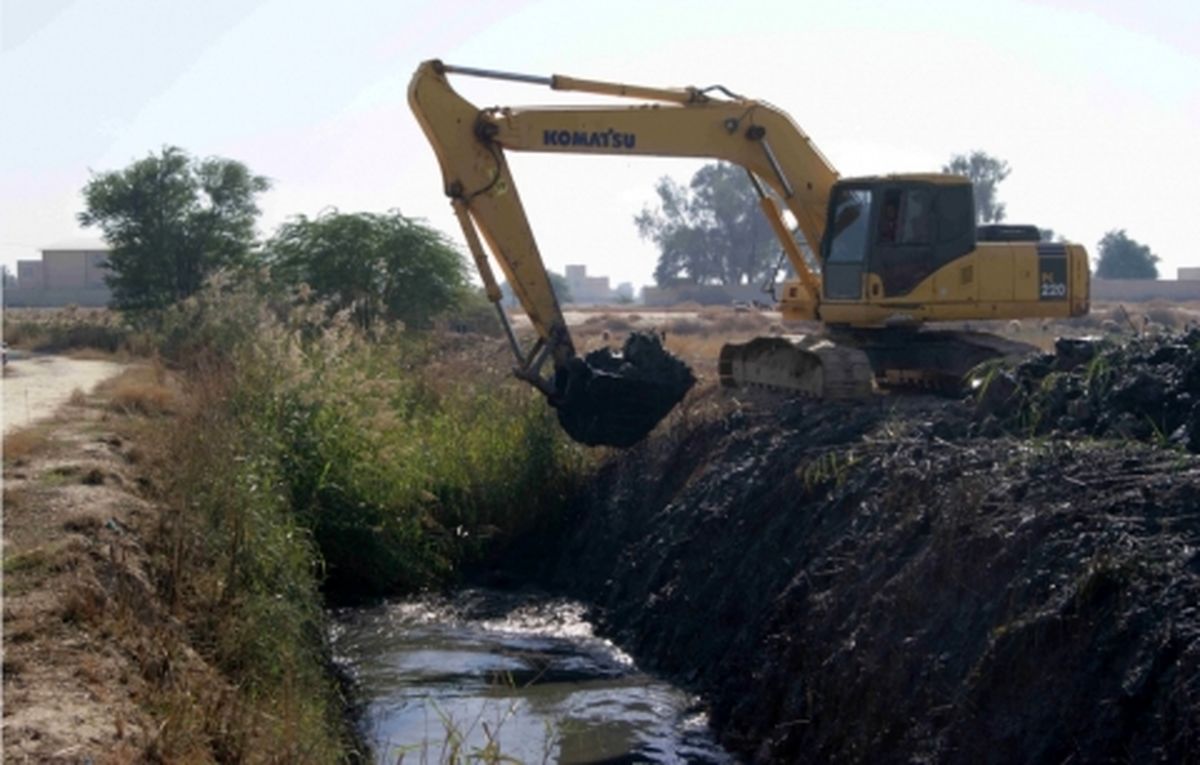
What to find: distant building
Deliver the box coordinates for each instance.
[564,264,614,304]
[4,239,112,307]
[1178,267,1200,281]
[641,283,766,306]
[1091,278,1200,302]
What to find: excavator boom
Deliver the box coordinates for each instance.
[408,60,843,445]
[407,60,1089,446]
[408,61,836,345]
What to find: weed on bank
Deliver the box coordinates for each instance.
[135,284,583,758]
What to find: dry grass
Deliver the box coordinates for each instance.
[4,426,56,464]
[60,579,109,625]
[580,313,636,334]
[665,318,706,335]
[3,307,131,354]
[703,312,773,334]
[665,334,733,377]
[100,365,179,416]
[62,508,107,533]
[66,347,129,362]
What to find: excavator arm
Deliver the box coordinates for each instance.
[408,60,840,445]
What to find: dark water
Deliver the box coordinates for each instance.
[332,589,735,764]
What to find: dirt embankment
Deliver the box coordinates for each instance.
[526,339,1200,763]
[3,365,172,760]
[2,364,288,762]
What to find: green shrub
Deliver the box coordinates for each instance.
[161,279,585,599]
[273,333,583,599]
[143,279,587,756]
[154,346,351,759]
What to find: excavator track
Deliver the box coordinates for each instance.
[718,335,874,399]
[835,328,1039,392]
[719,329,1038,399]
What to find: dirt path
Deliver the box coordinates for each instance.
[3,356,126,434]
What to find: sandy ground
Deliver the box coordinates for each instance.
[508,309,718,329]
[2,364,162,761]
[3,356,125,435]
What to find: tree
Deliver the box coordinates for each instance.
[943,150,1010,223]
[1095,229,1159,279]
[78,146,270,312]
[636,162,780,287]
[266,210,467,330]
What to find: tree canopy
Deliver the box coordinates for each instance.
[636,162,780,287]
[78,146,270,313]
[1095,229,1159,279]
[943,151,1010,224]
[265,210,468,330]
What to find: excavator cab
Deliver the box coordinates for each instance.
[821,175,976,303]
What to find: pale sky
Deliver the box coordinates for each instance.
[2,0,1198,290]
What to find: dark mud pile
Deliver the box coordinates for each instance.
[522,362,1200,762]
[978,329,1200,451]
[554,332,695,448]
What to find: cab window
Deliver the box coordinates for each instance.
[899,188,932,244]
[878,188,932,245]
[827,188,872,263]
[873,186,935,296]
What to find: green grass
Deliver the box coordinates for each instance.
[135,279,587,759]
[798,449,860,492]
[269,331,584,599]
[2,547,53,576]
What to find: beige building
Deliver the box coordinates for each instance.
[1091,278,1200,302]
[564,265,613,304]
[5,239,112,307]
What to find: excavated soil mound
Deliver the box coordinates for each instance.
[527,388,1200,763]
[977,329,1200,451]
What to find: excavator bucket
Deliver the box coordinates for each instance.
[553,332,695,448]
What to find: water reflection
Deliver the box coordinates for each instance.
[332,589,734,764]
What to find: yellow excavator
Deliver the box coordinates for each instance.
[409,60,1090,447]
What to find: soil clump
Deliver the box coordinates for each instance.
[977,329,1200,452]
[555,331,695,448]
[524,341,1200,762]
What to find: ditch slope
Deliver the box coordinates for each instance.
[528,335,1200,763]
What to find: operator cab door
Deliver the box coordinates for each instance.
[870,186,936,299]
[822,187,872,300]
